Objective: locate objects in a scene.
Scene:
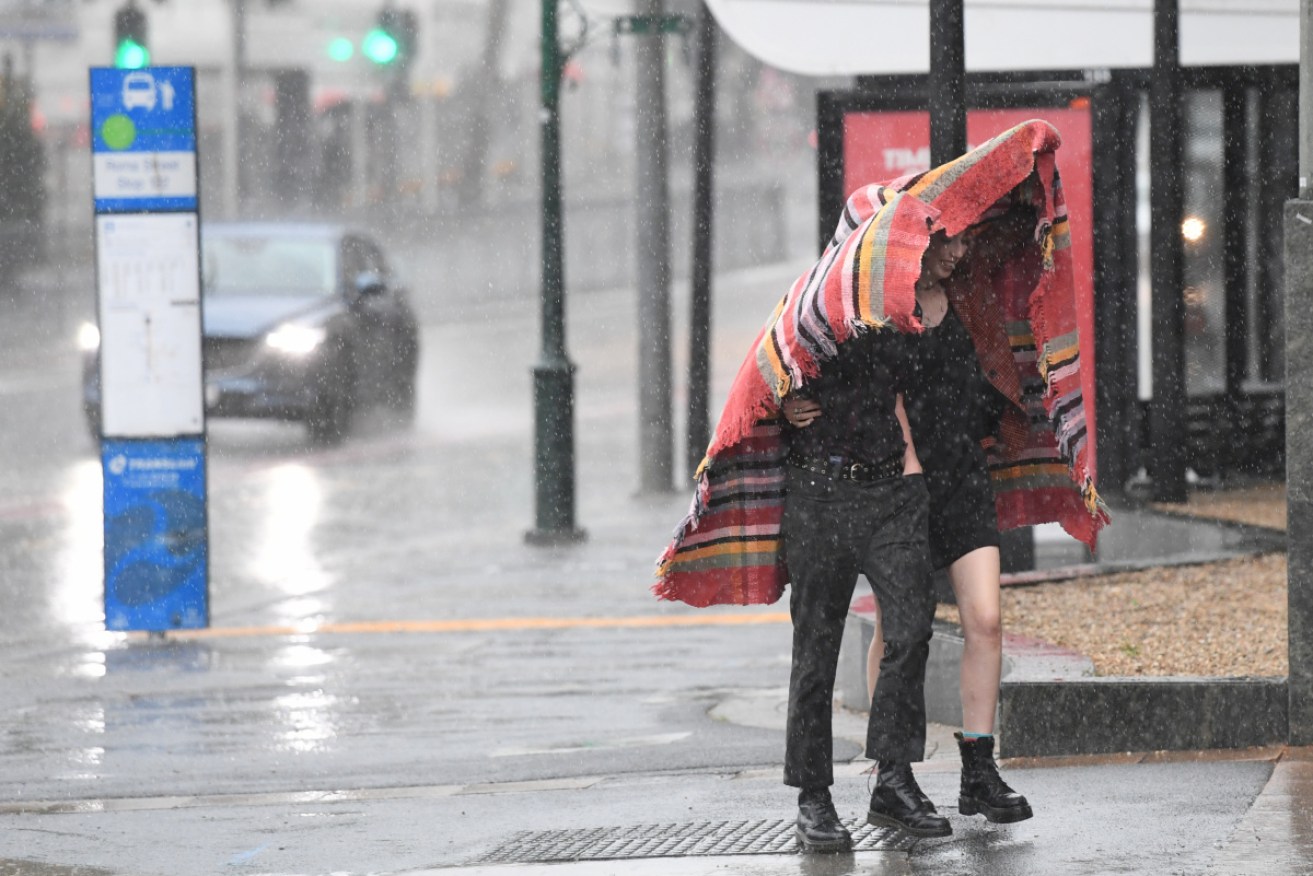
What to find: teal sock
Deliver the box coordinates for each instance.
[962,731,992,740]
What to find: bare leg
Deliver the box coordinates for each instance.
[864,603,884,704]
[948,546,1002,734]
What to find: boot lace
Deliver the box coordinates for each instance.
[977,756,1018,797]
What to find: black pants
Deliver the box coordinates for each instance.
[781,468,934,788]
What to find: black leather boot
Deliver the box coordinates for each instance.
[867,761,952,837]
[956,732,1033,823]
[795,787,852,853]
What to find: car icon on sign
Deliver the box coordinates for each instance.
[122,72,157,111]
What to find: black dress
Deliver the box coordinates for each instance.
[903,304,1006,570]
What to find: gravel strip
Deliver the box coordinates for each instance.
[939,485,1288,677]
[1151,483,1287,531]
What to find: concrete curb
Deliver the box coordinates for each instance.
[841,600,1290,759]
[999,675,1288,757]
[835,505,1293,757]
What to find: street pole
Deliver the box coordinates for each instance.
[686,3,717,479]
[1148,0,1187,502]
[1284,0,1313,746]
[350,98,369,209]
[223,0,247,219]
[635,0,674,494]
[527,0,585,545]
[928,0,966,167]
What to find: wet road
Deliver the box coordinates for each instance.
[0,249,801,872]
[3,253,1312,875]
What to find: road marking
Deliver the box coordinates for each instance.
[154,612,792,640]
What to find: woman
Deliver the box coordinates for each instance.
[783,216,1033,826]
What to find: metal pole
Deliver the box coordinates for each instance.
[1222,86,1249,399]
[350,99,369,209]
[221,0,242,217]
[1284,0,1313,746]
[1303,0,1313,200]
[527,0,585,545]
[928,0,966,167]
[420,94,439,213]
[1092,81,1136,497]
[635,0,674,494]
[1148,0,1187,502]
[686,3,717,479]
[223,0,247,218]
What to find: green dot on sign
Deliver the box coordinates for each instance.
[101,114,136,150]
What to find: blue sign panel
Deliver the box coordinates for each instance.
[90,66,197,213]
[102,438,208,631]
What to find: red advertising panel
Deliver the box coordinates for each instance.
[841,107,1097,479]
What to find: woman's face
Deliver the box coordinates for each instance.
[921,231,970,283]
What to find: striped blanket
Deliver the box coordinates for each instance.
[654,119,1109,608]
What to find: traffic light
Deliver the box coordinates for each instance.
[113,1,149,70]
[361,24,398,65]
[326,36,355,63]
[363,7,418,69]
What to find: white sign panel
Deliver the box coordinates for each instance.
[93,151,197,202]
[96,213,204,437]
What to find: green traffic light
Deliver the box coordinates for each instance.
[327,36,354,62]
[115,38,149,70]
[362,27,398,65]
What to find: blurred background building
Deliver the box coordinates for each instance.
[1,0,823,296]
[0,0,1305,491]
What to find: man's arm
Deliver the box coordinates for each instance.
[895,394,922,476]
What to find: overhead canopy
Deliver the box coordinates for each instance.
[704,0,1299,77]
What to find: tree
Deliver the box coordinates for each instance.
[0,56,46,281]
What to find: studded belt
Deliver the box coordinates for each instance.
[786,452,903,482]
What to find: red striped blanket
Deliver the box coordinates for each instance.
[654,119,1109,608]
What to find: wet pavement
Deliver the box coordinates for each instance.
[1,256,1310,874]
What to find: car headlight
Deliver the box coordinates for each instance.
[265,324,327,356]
[77,321,101,352]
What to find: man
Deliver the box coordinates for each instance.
[653,181,953,852]
[778,313,950,852]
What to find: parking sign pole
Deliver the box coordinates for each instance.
[90,66,209,631]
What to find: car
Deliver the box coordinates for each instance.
[81,222,421,444]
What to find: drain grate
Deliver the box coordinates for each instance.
[473,819,914,864]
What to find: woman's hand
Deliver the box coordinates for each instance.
[782,397,822,428]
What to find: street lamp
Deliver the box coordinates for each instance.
[527,0,586,545]
[362,26,399,65]
[364,7,419,70]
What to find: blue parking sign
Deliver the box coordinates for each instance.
[90,66,197,212]
[102,438,209,631]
